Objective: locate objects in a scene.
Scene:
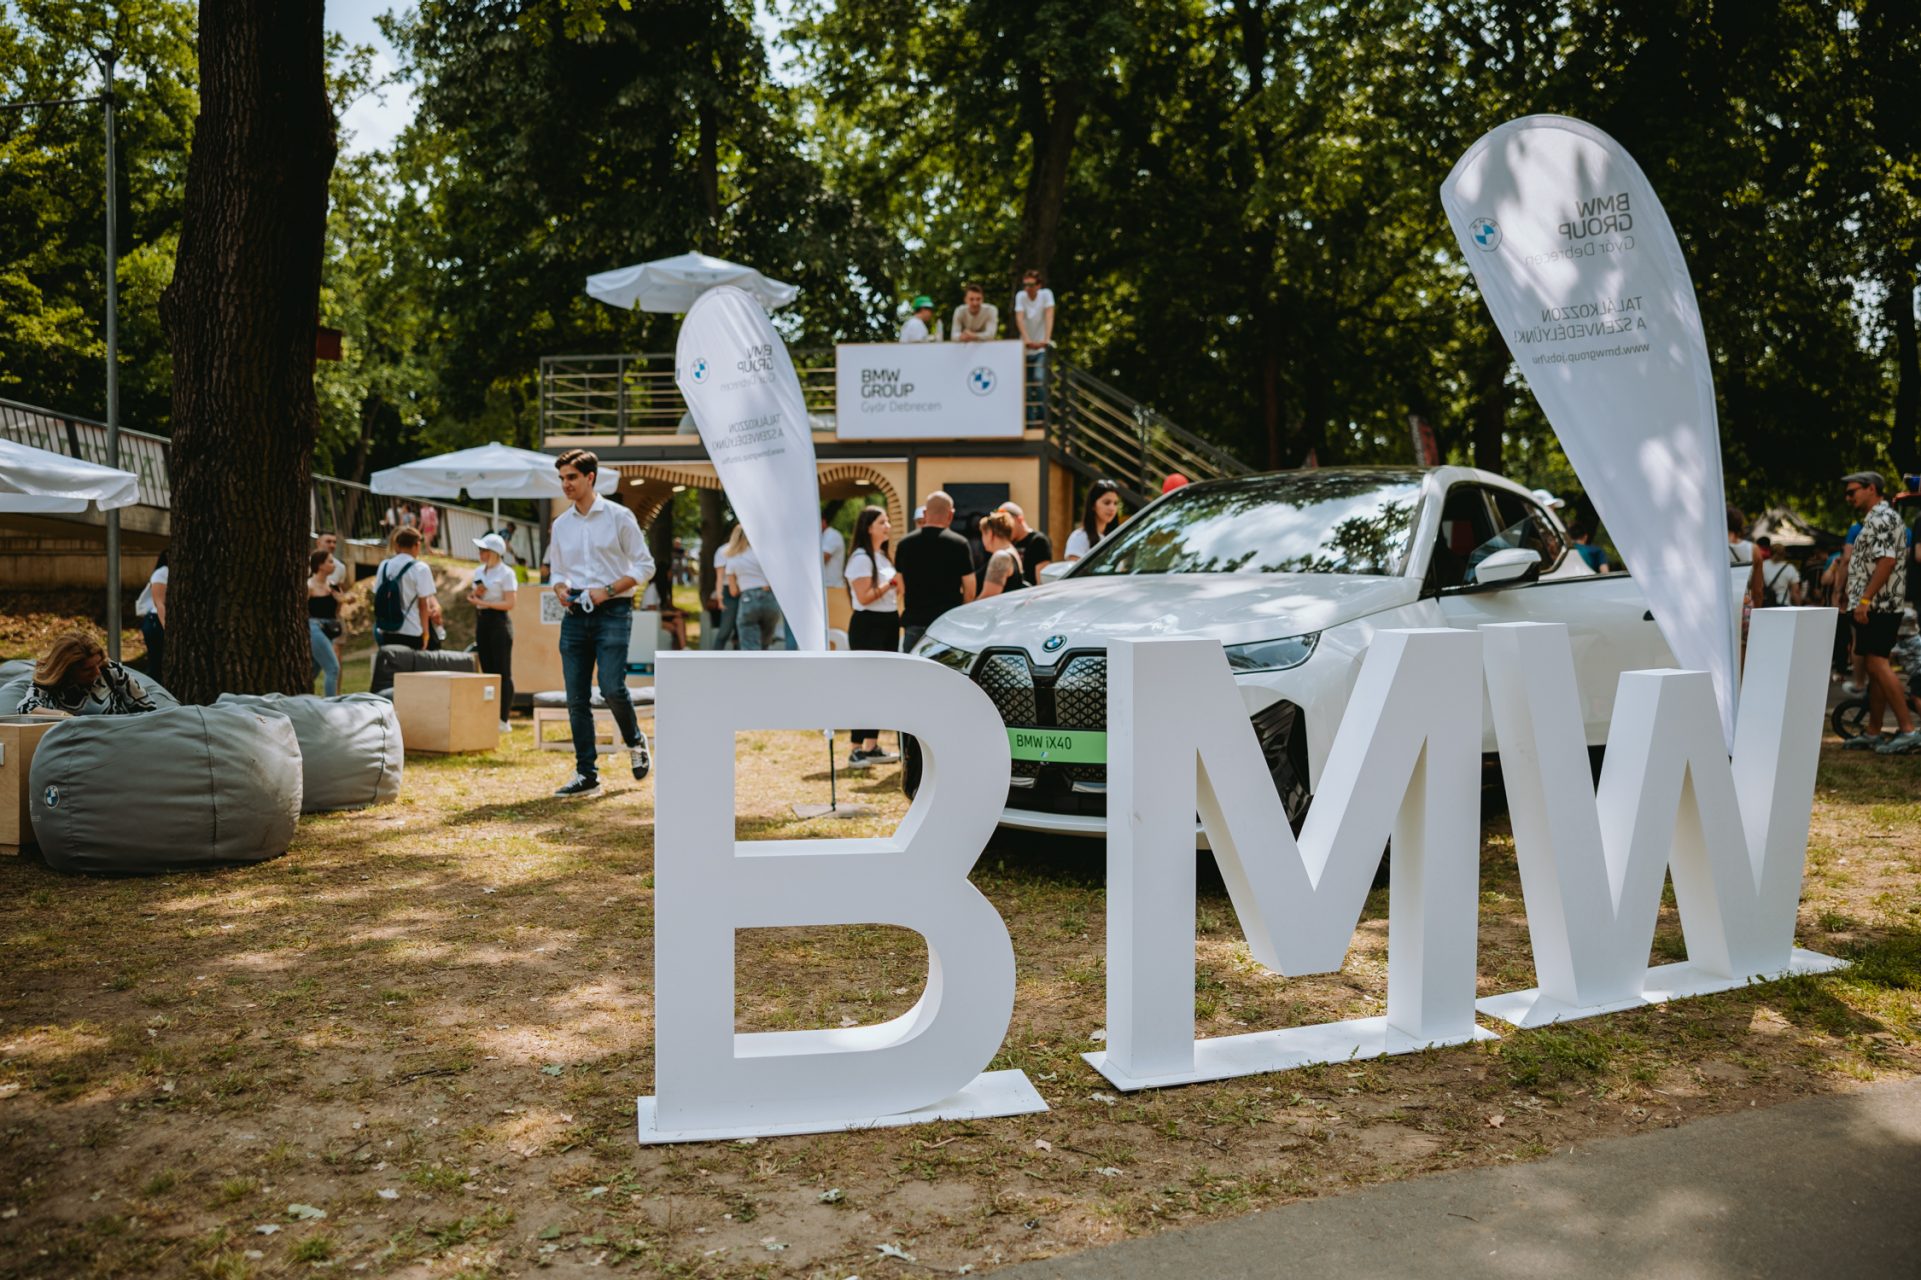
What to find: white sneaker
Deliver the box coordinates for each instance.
[499,721,512,734]
[1841,680,1864,696]
[628,731,652,781]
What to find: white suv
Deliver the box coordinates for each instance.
[910,466,1745,838]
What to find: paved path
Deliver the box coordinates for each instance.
[1003,1078,1921,1278]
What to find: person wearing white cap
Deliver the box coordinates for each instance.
[467,533,519,733]
[1530,488,1566,511]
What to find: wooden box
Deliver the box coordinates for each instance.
[1,715,62,854]
[393,672,502,754]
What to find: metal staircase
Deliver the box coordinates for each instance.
[1046,362,1250,507]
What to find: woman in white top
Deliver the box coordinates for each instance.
[724,527,784,651]
[135,553,168,682]
[468,533,519,731]
[1064,478,1121,561]
[976,511,1024,599]
[844,505,901,767]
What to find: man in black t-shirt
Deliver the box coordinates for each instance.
[894,490,977,652]
[999,500,1053,587]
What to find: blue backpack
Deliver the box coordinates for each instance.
[373,560,410,632]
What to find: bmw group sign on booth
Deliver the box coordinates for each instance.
[833,339,1026,439]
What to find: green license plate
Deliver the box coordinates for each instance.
[1007,727,1107,764]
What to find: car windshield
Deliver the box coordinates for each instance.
[1075,471,1424,577]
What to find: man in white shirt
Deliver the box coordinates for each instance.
[898,295,937,343]
[373,528,438,650]
[1014,269,1056,423]
[548,448,656,797]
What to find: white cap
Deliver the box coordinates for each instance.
[474,533,508,555]
[1530,488,1566,510]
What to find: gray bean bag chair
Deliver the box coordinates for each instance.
[216,692,402,813]
[0,660,32,685]
[29,703,302,873]
[0,668,179,715]
[370,645,479,696]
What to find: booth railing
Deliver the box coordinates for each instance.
[535,350,1251,503]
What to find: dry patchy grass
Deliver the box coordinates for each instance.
[0,724,1915,1278]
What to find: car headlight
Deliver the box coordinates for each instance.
[1222,631,1319,673]
[914,639,977,672]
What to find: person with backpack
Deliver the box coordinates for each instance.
[1756,537,1802,606]
[373,527,438,650]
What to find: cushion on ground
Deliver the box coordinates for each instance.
[531,687,656,708]
[215,692,402,813]
[370,645,480,695]
[29,704,303,873]
[0,660,32,685]
[0,669,179,716]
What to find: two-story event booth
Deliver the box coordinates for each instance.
[532,340,1247,635]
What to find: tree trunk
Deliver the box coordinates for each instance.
[1014,78,1086,280]
[1892,263,1919,477]
[159,0,336,702]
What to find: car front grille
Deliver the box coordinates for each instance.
[971,649,1108,796]
[968,647,1310,825]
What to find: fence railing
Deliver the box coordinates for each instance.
[310,475,538,566]
[541,351,841,442]
[3,396,530,565]
[0,397,173,509]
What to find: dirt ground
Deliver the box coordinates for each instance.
[0,720,1915,1279]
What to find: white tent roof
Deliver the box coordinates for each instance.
[585,251,799,313]
[369,442,617,500]
[0,436,140,513]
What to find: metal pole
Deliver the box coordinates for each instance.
[103,49,122,662]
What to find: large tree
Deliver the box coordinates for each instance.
[159,0,336,701]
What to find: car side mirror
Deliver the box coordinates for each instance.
[1038,560,1073,584]
[1468,547,1541,587]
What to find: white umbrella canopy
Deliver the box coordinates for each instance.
[586,251,799,313]
[369,442,617,500]
[0,436,140,512]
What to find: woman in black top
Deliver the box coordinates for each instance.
[308,549,344,696]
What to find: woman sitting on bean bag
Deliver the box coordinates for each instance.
[16,630,160,716]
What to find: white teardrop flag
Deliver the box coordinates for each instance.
[675,286,826,651]
[1440,114,1738,745]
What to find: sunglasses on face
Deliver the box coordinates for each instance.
[1844,486,1862,498]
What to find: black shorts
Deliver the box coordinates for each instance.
[1853,612,1900,658]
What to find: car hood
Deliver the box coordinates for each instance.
[922,573,1420,662]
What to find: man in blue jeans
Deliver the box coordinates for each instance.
[548,448,655,797]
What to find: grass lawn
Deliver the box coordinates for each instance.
[0,717,1915,1278]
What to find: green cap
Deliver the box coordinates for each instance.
[911,295,934,311]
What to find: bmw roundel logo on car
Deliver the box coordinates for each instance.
[1042,634,1066,653]
[967,366,996,396]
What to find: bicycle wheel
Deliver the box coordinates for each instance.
[1832,697,1870,741]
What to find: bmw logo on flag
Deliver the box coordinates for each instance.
[691,356,709,384]
[967,366,996,396]
[42,784,59,809]
[1469,217,1502,251]
[1042,634,1066,653]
